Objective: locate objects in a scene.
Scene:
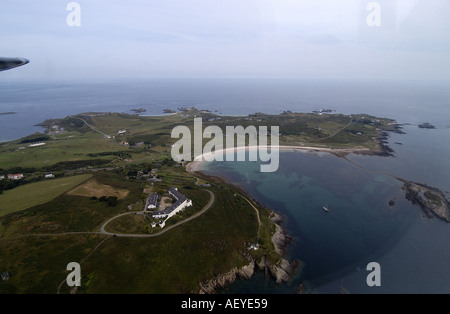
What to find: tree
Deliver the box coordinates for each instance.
[106,196,118,206]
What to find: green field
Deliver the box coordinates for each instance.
[0,170,275,293]
[0,110,399,172]
[105,213,150,234]
[0,108,402,294]
[0,174,92,217]
[0,135,123,170]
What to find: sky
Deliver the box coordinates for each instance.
[1,0,449,80]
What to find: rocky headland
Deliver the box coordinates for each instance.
[402,181,450,222]
[198,213,301,294]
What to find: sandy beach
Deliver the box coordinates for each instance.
[185,145,372,174]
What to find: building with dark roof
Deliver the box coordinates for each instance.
[147,192,159,210]
[152,187,192,220]
[168,187,185,201]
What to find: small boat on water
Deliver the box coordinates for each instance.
[322,204,329,212]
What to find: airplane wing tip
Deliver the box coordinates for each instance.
[0,57,30,72]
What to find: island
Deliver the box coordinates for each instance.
[0,112,17,115]
[130,108,146,114]
[402,181,450,222]
[163,108,177,113]
[312,108,335,114]
[418,122,436,129]
[0,107,445,294]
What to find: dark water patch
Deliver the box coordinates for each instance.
[200,150,449,293]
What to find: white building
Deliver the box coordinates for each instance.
[28,142,46,148]
[151,187,192,220]
[8,173,24,180]
[45,174,55,179]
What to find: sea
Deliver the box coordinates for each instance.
[1,78,449,293]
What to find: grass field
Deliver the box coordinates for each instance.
[0,170,274,293]
[76,185,262,293]
[0,174,92,217]
[0,133,124,169]
[0,109,401,293]
[104,213,149,234]
[0,110,398,172]
[67,179,130,199]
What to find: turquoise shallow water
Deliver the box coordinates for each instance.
[199,150,450,294]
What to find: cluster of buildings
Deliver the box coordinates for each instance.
[146,168,162,182]
[119,141,146,148]
[48,124,65,136]
[0,173,54,180]
[115,129,151,148]
[145,187,192,228]
[2,173,24,180]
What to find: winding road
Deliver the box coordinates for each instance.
[0,190,215,241]
[314,117,353,142]
[237,194,261,242]
[100,189,215,237]
[52,189,214,293]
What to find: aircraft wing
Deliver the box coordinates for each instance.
[0,57,29,72]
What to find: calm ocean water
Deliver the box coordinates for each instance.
[1,78,449,142]
[1,78,449,293]
[200,150,450,294]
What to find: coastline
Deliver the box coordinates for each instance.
[197,208,300,294]
[1,77,447,294]
[187,141,449,293]
[187,144,450,224]
[185,144,377,174]
[186,149,302,294]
